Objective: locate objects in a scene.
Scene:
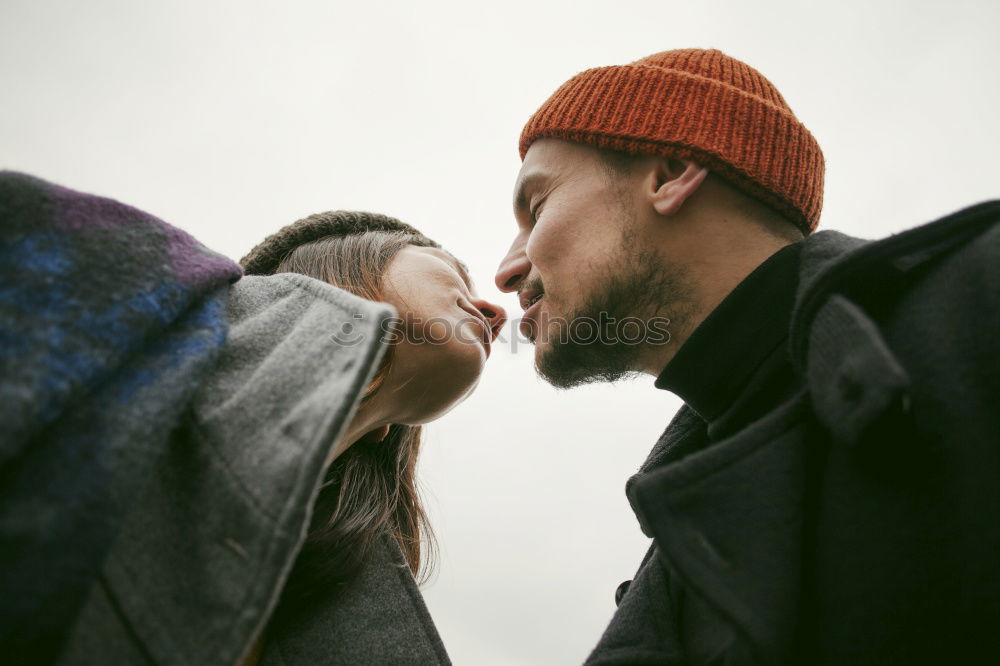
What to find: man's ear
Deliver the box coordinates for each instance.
[648,157,709,216]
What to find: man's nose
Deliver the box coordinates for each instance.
[471,298,508,340]
[495,235,531,293]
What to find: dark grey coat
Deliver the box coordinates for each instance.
[587,201,1000,665]
[258,532,450,665]
[57,274,450,666]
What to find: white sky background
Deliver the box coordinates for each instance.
[2,1,998,663]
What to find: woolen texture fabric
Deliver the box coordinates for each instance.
[240,210,439,276]
[259,531,451,665]
[57,273,454,665]
[0,173,451,664]
[519,48,825,234]
[586,199,1000,665]
[0,171,242,664]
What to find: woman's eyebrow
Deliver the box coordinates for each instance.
[447,254,475,291]
[424,246,475,291]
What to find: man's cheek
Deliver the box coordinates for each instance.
[525,225,562,274]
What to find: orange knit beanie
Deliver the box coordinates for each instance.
[519,49,824,233]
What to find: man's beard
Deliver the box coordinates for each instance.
[534,230,695,389]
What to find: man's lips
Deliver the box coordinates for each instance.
[519,298,543,340]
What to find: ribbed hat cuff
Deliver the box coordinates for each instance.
[519,64,823,232]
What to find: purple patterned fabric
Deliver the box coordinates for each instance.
[0,171,242,664]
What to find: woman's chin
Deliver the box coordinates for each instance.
[408,344,484,423]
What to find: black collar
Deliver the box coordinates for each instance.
[655,240,805,424]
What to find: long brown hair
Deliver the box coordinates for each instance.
[267,229,444,627]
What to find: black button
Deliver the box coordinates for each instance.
[615,580,631,606]
[838,374,862,403]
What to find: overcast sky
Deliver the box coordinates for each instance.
[3,1,998,663]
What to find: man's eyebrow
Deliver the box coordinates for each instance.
[513,171,547,213]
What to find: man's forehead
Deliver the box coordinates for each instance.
[513,139,595,209]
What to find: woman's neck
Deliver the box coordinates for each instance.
[328,394,393,466]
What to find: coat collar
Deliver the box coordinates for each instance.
[629,228,869,485]
[789,200,1000,374]
[89,274,396,666]
[625,230,873,664]
[789,201,1000,447]
[627,200,1000,664]
[634,198,1000,479]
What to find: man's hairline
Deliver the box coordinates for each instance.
[590,146,807,241]
[514,141,806,243]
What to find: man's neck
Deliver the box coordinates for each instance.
[638,237,797,377]
[652,239,806,430]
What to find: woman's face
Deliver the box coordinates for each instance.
[378,245,507,424]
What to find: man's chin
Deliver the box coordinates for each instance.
[533,338,638,390]
[530,339,564,384]
[533,348,579,389]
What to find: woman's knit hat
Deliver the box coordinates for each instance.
[240,210,439,275]
[519,48,824,234]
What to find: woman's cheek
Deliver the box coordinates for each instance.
[408,336,482,422]
[405,302,446,345]
[444,325,486,382]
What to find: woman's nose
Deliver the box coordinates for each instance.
[471,298,508,341]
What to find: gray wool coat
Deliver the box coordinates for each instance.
[57,273,451,666]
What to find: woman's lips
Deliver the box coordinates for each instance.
[458,303,493,358]
[478,319,492,358]
[519,298,543,340]
[468,311,492,358]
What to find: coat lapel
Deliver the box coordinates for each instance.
[628,390,814,665]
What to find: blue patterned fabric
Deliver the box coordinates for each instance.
[0,171,242,664]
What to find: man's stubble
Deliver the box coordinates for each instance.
[534,212,697,389]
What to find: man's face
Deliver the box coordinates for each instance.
[495,138,693,388]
